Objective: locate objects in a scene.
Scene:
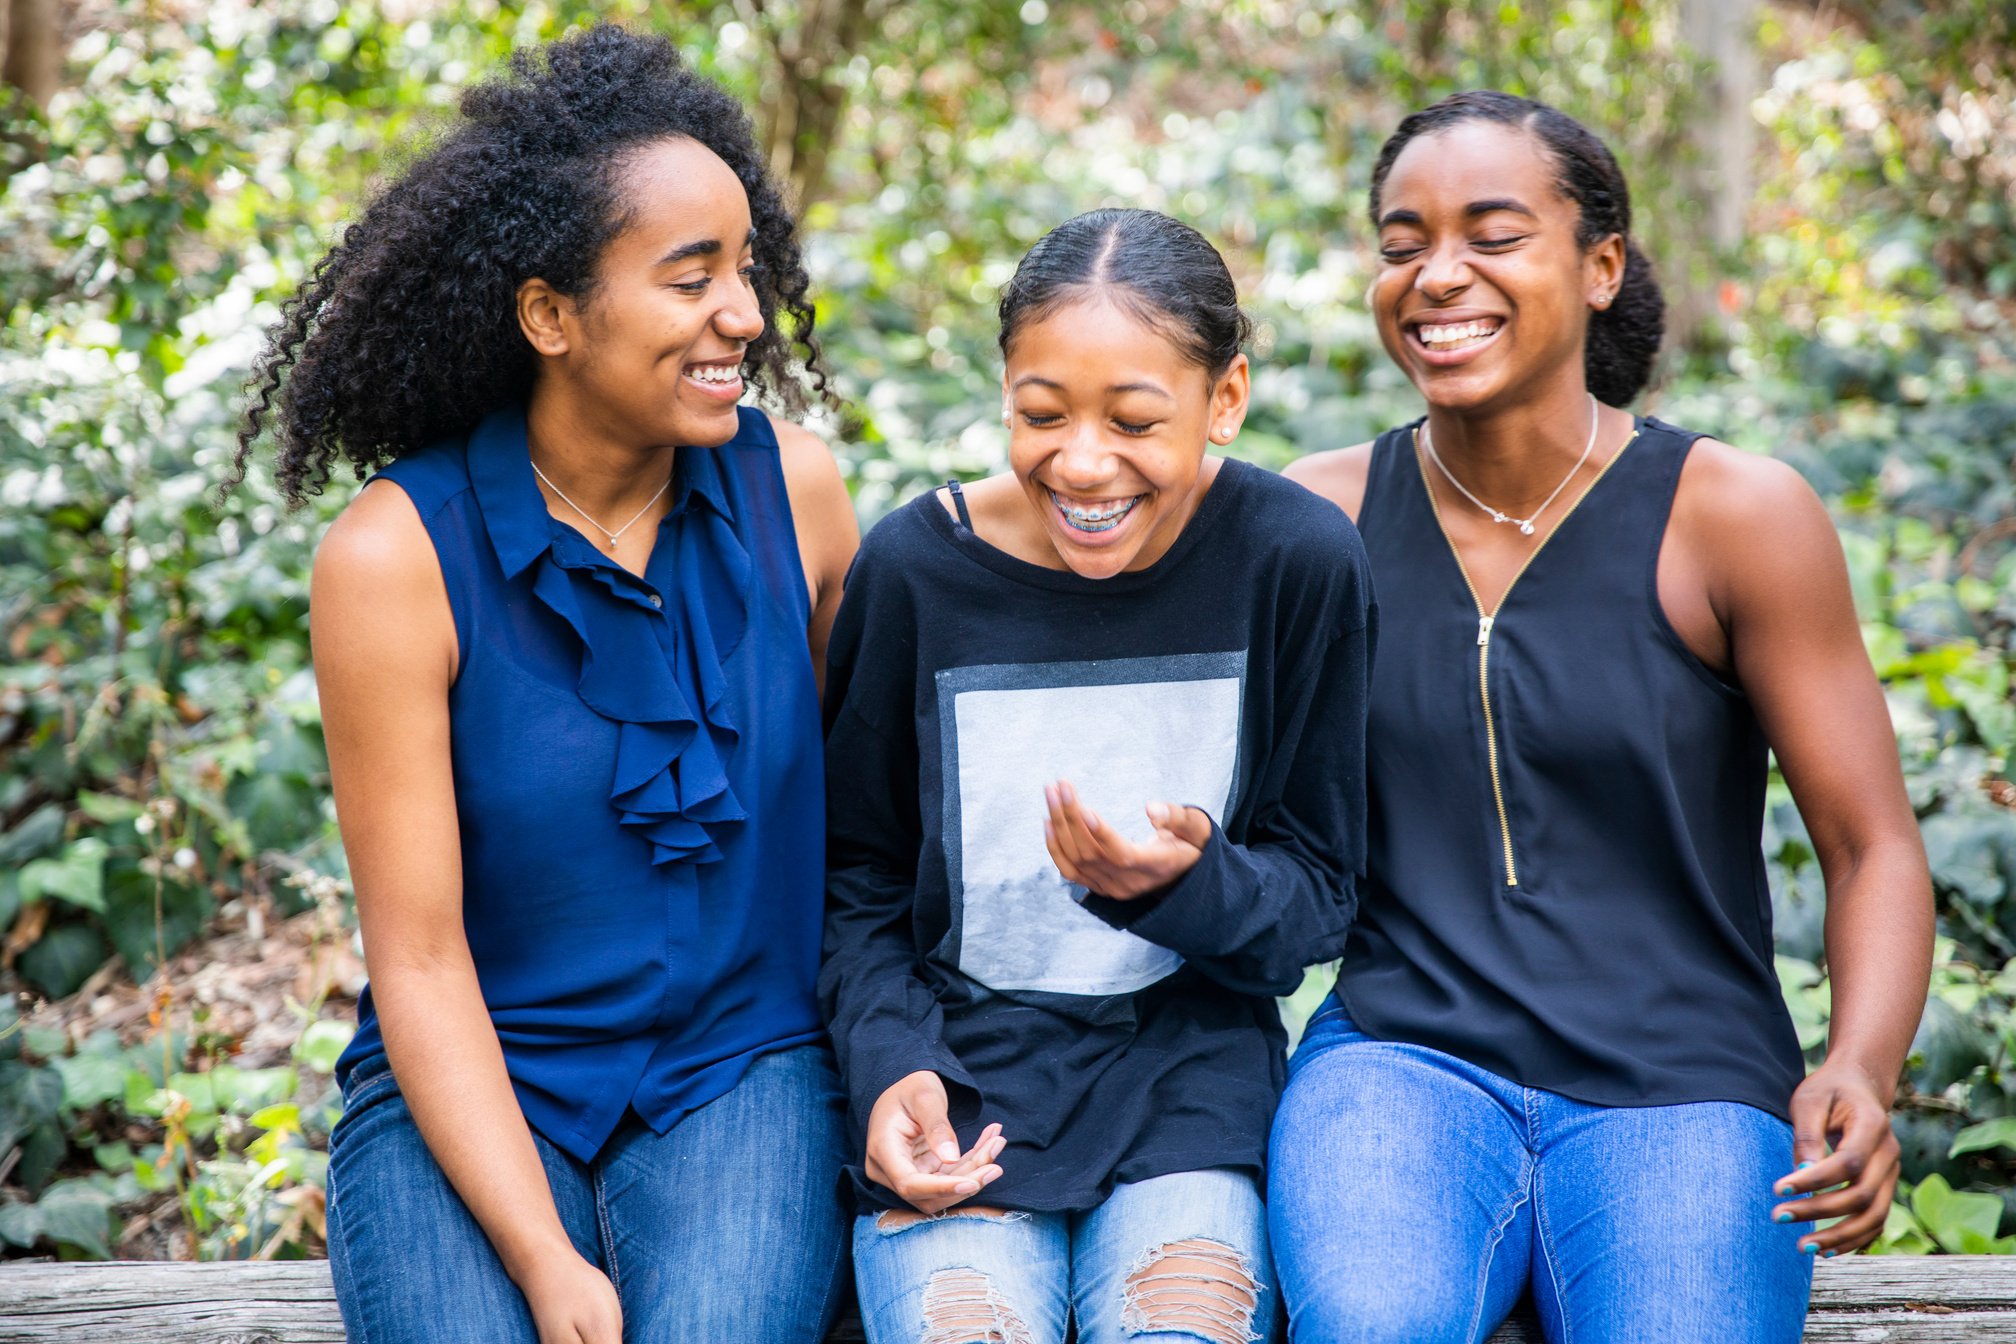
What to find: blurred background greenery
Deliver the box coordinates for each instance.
[0,0,2011,1262]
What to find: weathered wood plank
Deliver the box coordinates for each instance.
[0,1258,2010,1343]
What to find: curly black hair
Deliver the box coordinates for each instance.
[232,22,836,506]
[1368,90,1665,406]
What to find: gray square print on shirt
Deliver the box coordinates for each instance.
[935,651,1247,998]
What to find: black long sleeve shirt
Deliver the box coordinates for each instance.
[819,460,1376,1212]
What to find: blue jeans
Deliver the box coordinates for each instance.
[1268,998,1812,1344]
[854,1167,1278,1344]
[326,1043,851,1344]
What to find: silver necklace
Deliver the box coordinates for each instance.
[1420,394,1599,537]
[530,459,672,552]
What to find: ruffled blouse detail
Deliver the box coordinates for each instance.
[466,406,752,866]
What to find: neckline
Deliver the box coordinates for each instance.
[919,458,1250,594]
[1410,415,1644,620]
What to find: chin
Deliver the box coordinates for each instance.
[667,400,744,447]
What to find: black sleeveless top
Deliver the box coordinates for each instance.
[1335,416,1804,1119]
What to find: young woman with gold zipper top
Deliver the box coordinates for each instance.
[1272,91,1934,1344]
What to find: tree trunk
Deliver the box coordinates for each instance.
[749,0,875,211]
[2,0,62,110]
[1675,0,1758,348]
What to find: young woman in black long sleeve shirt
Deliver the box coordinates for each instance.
[819,209,1374,1344]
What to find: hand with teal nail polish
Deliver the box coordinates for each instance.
[1777,1060,1905,1257]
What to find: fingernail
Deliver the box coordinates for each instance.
[1824,1250,1838,1259]
[1773,1211,1792,1224]
[1797,1161,1814,1170]
[1801,1242,1819,1255]
[1777,1184,1797,1196]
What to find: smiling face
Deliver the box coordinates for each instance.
[521,136,764,448]
[1003,292,1247,579]
[1371,119,1622,415]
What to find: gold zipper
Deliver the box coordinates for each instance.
[1414,426,1639,889]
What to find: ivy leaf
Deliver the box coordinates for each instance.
[17,923,110,1000]
[28,1180,116,1259]
[17,838,109,914]
[1911,1174,2007,1254]
[53,1053,131,1112]
[1951,1118,2016,1160]
[292,1018,354,1075]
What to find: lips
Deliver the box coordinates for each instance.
[1403,312,1505,365]
[1048,489,1143,534]
[682,357,744,399]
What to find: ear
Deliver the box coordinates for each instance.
[999,369,1012,426]
[1584,232,1627,312]
[517,278,576,358]
[1207,353,1251,446]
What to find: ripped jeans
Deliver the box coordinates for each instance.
[852,1167,1277,1344]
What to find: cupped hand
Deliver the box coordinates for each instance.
[1042,780,1210,901]
[865,1070,1005,1215]
[521,1250,623,1344]
[1770,1059,1904,1256]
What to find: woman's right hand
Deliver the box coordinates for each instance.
[520,1252,624,1344]
[865,1070,1005,1214]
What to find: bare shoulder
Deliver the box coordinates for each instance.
[1674,437,1833,548]
[1282,442,1375,522]
[311,478,456,682]
[313,478,439,596]
[764,413,859,603]
[767,413,844,492]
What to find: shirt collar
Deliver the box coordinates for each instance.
[464,403,740,582]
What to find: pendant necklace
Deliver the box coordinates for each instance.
[530,459,672,553]
[1420,393,1599,536]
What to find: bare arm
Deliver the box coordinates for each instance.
[772,416,861,702]
[1679,442,1933,1255]
[313,482,620,1342]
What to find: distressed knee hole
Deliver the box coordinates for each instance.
[1121,1237,1263,1344]
[920,1266,1034,1344]
[876,1205,1022,1233]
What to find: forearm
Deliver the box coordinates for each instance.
[370,955,575,1283]
[1816,833,1935,1087]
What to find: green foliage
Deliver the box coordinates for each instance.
[3,0,2011,1259]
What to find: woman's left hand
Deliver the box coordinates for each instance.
[1043,780,1211,901]
[1771,1060,1903,1256]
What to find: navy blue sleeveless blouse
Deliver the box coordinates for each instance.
[333,404,827,1161]
[1336,417,1806,1119]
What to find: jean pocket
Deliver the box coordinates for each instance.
[331,1059,402,1145]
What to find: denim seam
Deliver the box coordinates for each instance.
[1462,1153,1531,1344]
[324,1170,372,1344]
[592,1159,621,1301]
[342,1070,401,1114]
[1530,1154,1573,1344]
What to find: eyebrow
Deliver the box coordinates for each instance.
[1011,375,1175,402]
[656,228,759,267]
[1377,198,1539,228]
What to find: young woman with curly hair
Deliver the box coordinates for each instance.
[1273,92,1934,1342]
[238,25,859,1344]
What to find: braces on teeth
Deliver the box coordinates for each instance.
[1051,490,1140,532]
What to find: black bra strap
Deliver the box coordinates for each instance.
[945,478,973,530]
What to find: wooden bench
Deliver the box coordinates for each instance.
[1,1257,2012,1341]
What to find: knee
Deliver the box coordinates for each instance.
[920,1266,1035,1344]
[1122,1237,1265,1344]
